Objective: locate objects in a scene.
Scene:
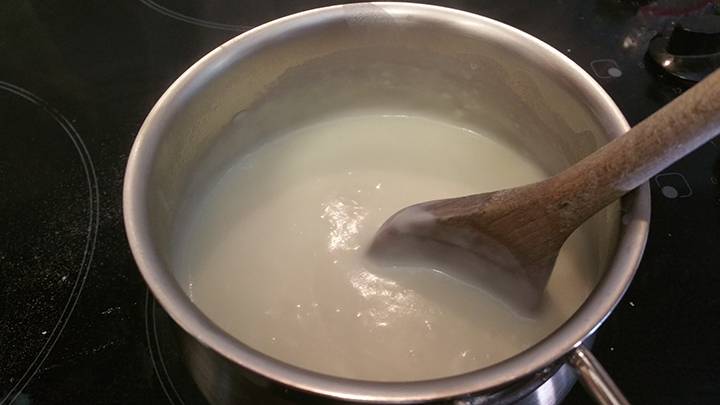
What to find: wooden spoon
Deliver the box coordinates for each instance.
[370,68,720,312]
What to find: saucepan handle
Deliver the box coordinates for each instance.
[567,345,630,405]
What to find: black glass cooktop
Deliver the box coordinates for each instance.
[1,1,719,404]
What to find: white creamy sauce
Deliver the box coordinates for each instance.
[173,114,597,381]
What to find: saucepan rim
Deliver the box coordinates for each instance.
[123,2,650,402]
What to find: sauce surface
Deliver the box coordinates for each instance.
[173,114,597,381]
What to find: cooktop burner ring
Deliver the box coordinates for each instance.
[137,0,253,32]
[0,82,99,405]
[0,81,100,403]
[145,290,186,405]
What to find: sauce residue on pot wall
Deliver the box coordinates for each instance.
[172,113,598,381]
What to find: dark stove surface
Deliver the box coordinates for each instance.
[1,1,719,404]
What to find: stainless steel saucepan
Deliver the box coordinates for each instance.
[124,3,650,404]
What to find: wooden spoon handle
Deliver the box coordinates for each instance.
[550,68,720,221]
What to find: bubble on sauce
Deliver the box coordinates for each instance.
[320,197,368,251]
